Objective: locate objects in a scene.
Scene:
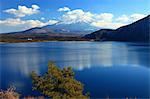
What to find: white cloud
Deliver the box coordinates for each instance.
[32,5,40,9]
[4,5,40,17]
[47,20,59,25]
[95,13,114,22]
[58,7,70,12]
[0,18,45,27]
[60,8,122,29]
[91,21,125,29]
[130,13,146,22]
[41,17,45,20]
[116,14,146,23]
[57,7,117,29]
[61,9,115,28]
[61,9,94,24]
[60,8,146,29]
[116,15,129,23]
[0,18,58,33]
[0,6,147,33]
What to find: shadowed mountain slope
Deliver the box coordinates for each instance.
[84,15,150,42]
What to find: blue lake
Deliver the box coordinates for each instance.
[0,41,150,98]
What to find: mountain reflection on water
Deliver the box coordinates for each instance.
[0,41,149,98]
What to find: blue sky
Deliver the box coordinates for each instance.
[0,0,149,33]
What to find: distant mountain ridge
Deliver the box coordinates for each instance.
[42,22,98,34]
[2,22,98,35]
[84,15,150,42]
[0,15,149,43]
[0,21,99,42]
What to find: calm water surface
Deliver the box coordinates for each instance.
[0,41,150,98]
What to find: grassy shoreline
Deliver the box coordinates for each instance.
[0,38,91,43]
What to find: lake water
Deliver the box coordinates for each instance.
[0,41,150,98]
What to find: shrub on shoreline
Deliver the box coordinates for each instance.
[31,61,89,99]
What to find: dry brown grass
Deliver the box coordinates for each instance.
[0,87,20,99]
[0,87,45,99]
